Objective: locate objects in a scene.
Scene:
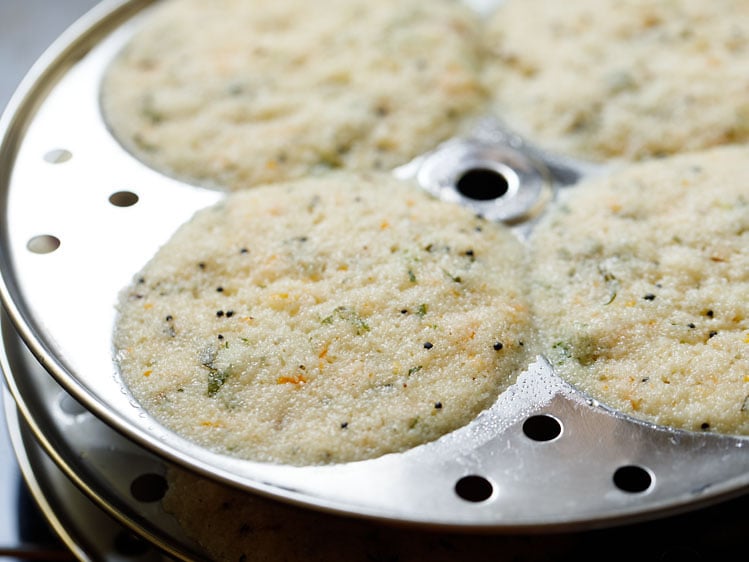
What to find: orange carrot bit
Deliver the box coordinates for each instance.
[317,345,330,371]
[277,373,308,385]
[143,370,153,378]
[608,202,622,213]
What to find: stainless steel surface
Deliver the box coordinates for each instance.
[0,1,104,559]
[395,134,555,225]
[4,390,174,562]
[1,313,206,560]
[0,0,748,532]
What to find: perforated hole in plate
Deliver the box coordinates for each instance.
[613,465,653,494]
[109,190,140,207]
[454,475,494,503]
[58,392,88,416]
[130,473,168,503]
[455,167,509,201]
[26,234,60,254]
[43,148,72,164]
[522,414,562,442]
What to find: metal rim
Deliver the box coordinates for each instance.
[4,398,91,561]
[0,312,210,559]
[4,388,184,562]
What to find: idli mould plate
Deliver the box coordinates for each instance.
[0,0,747,532]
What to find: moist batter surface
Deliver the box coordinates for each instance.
[529,146,749,434]
[483,0,749,162]
[101,0,488,191]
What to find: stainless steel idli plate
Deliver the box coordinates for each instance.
[0,0,748,531]
[3,382,189,562]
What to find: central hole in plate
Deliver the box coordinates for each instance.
[455,168,509,201]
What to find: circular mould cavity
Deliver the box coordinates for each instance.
[111,173,535,465]
[455,475,494,503]
[43,148,72,164]
[26,234,60,254]
[455,167,510,201]
[613,464,653,494]
[522,414,562,442]
[109,190,139,207]
[129,472,168,503]
[99,0,488,191]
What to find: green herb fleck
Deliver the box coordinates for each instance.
[132,133,158,153]
[140,95,163,125]
[321,306,370,335]
[552,341,573,361]
[207,368,229,397]
[741,395,749,412]
[598,265,618,305]
[442,269,462,283]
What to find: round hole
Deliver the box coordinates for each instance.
[613,464,653,493]
[59,394,87,416]
[26,235,60,254]
[43,149,72,164]
[522,414,562,442]
[130,473,168,503]
[455,168,509,201]
[109,191,139,207]
[455,475,494,503]
[113,530,151,557]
